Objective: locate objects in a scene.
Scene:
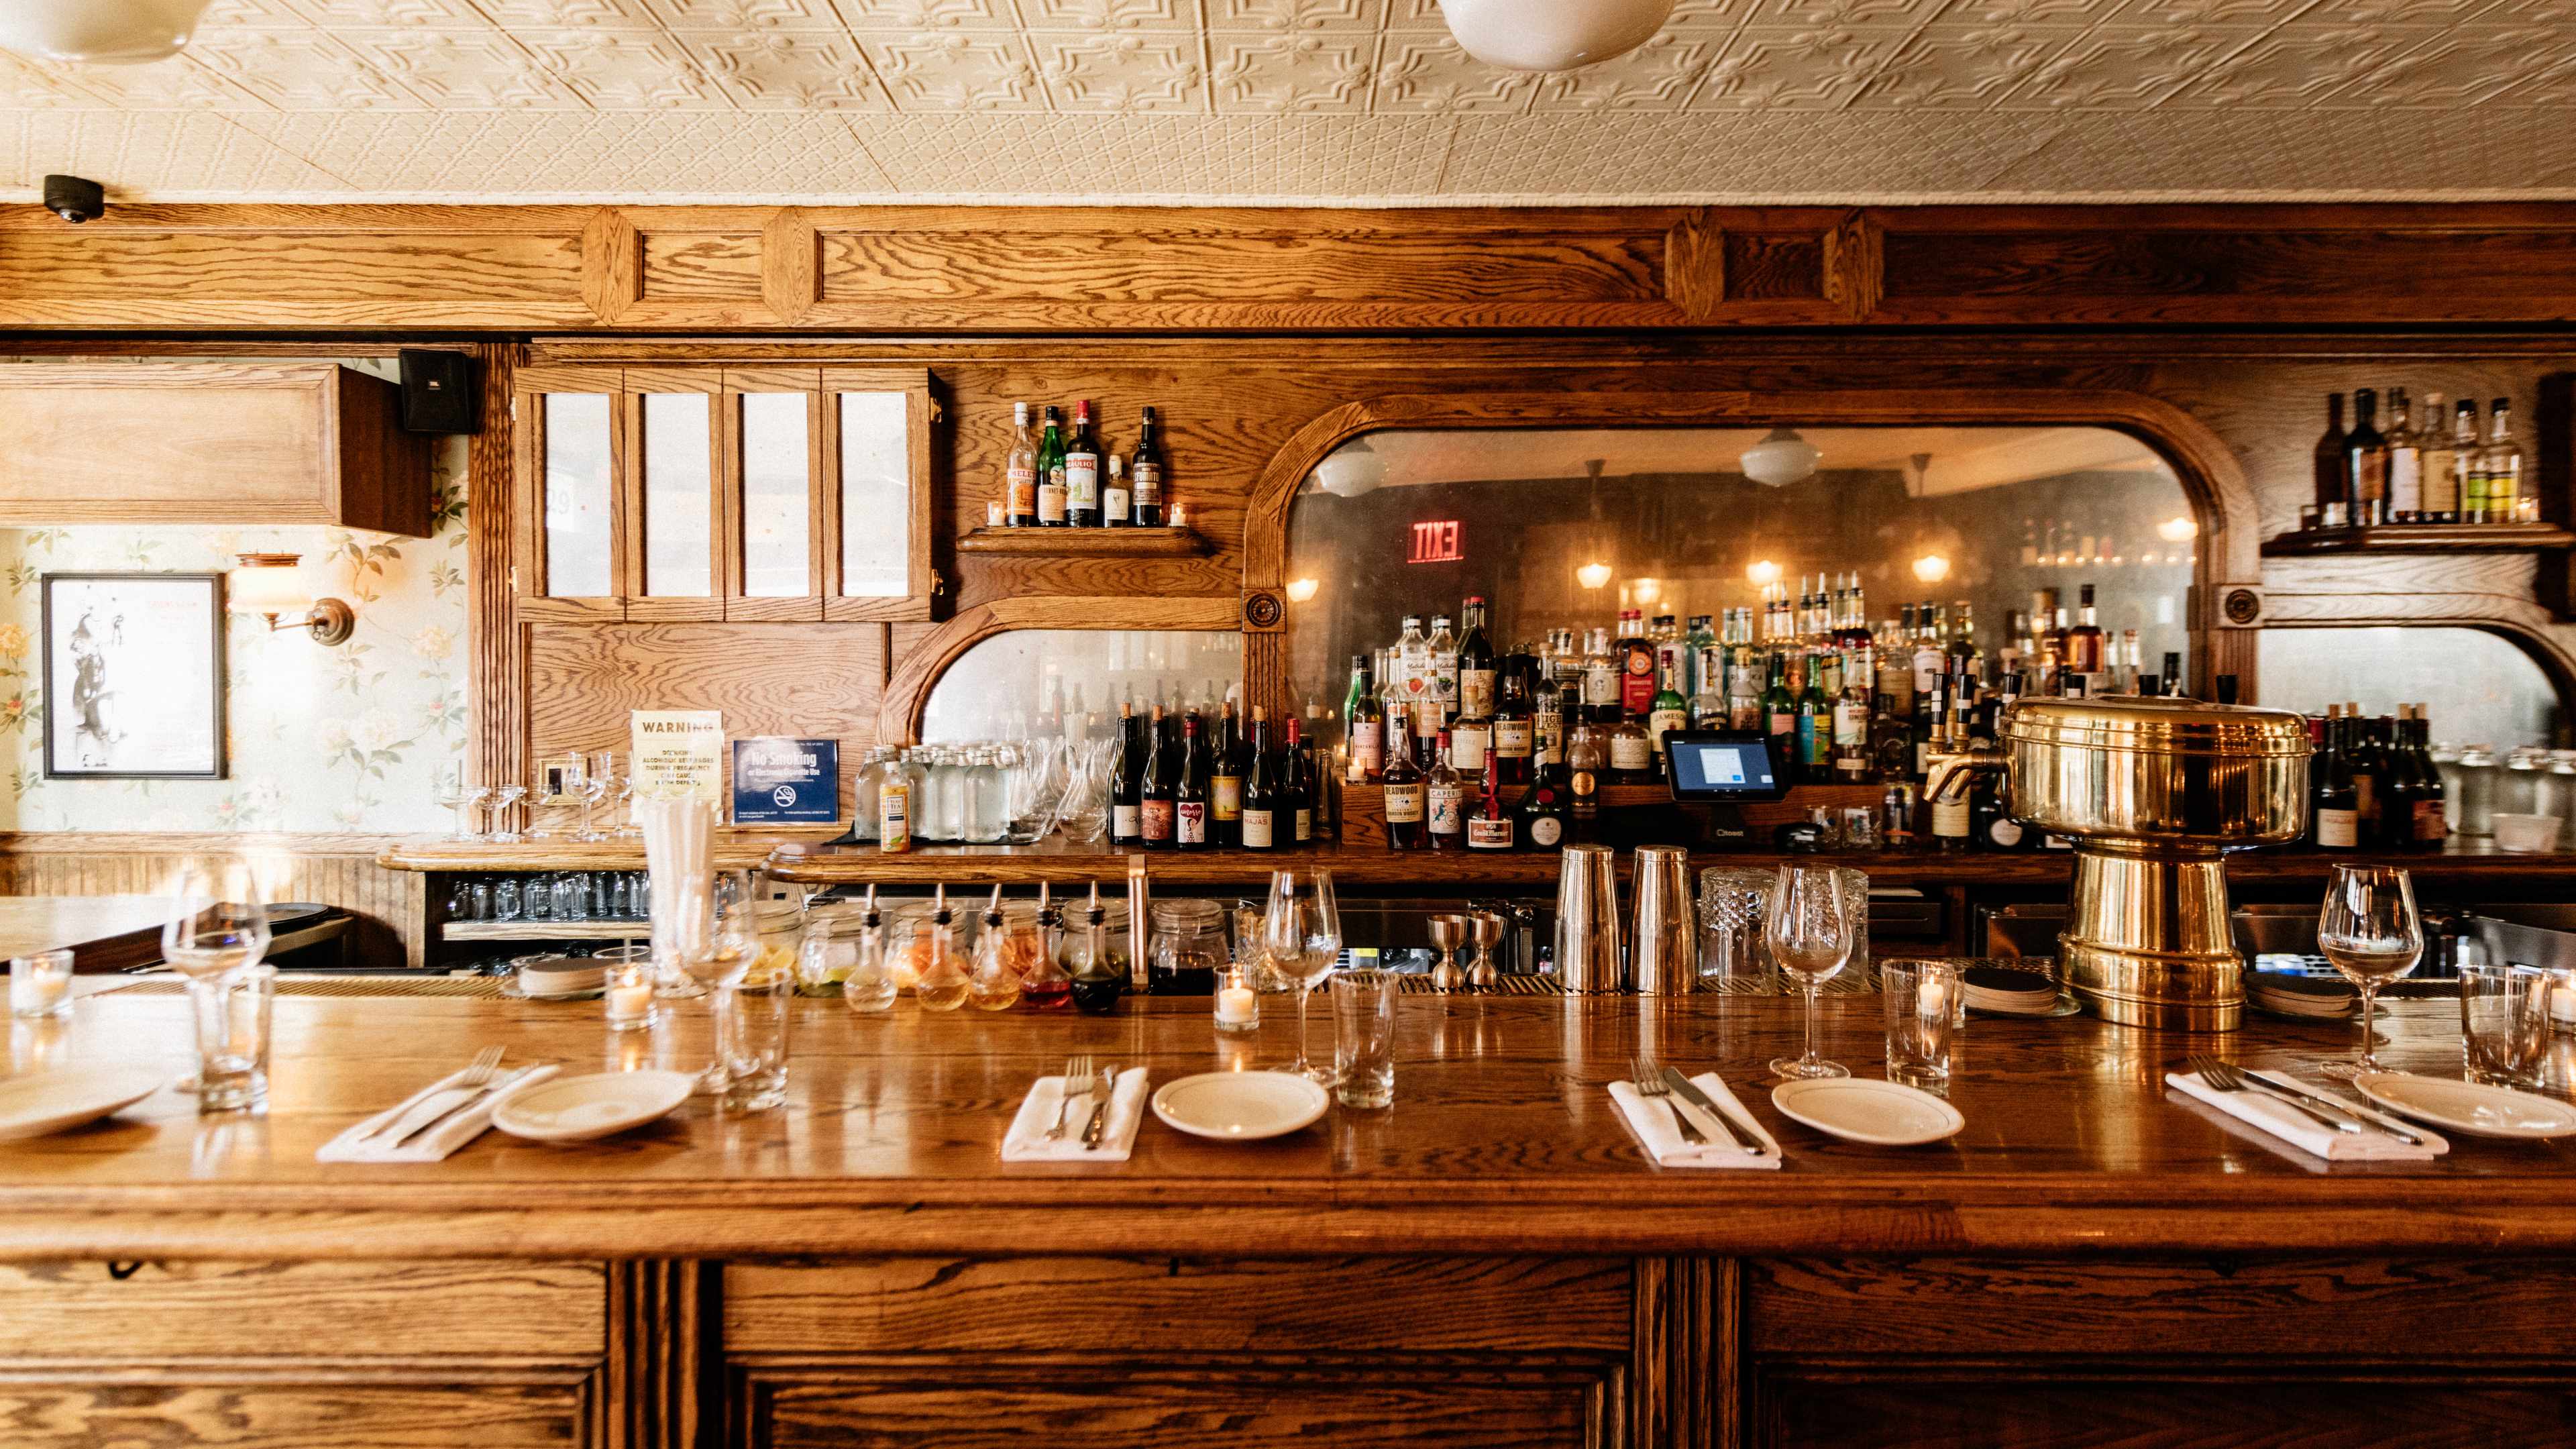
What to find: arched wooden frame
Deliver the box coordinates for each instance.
[881,386,2265,739]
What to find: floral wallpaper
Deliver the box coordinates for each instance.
[0,358,470,833]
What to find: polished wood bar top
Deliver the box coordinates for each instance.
[0,895,169,973]
[1,990,2571,1261]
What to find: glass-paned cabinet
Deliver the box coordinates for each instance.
[515,362,938,623]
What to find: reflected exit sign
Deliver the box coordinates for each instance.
[1408,520,1463,564]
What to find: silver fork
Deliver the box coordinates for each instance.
[2190,1057,2360,1136]
[1631,1055,1703,1144]
[370,1045,503,1145]
[1046,1053,1093,1141]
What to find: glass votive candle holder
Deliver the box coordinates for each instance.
[1883,959,1961,1092]
[1214,965,1259,1036]
[604,962,659,1033]
[9,949,73,1019]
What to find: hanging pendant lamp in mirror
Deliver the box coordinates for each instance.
[1437,0,1676,71]
[0,0,211,63]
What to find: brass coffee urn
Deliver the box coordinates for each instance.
[1928,695,2312,1031]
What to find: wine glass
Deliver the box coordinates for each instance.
[2317,864,2422,1081]
[1765,863,1855,1080]
[162,859,272,1102]
[588,751,627,840]
[488,784,527,843]
[573,756,611,842]
[433,765,486,841]
[1265,869,1342,1083]
[681,869,761,1093]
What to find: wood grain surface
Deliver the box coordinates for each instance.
[0,1258,604,1357]
[0,1378,594,1449]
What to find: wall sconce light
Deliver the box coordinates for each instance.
[1629,577,1660,606]
[229,553,354,646]
[1576,561,1613,590]
[1911,553,1951,584]
[2157,515,2198,542]
[1745,559,1781,587]
[1285,576,1320,603]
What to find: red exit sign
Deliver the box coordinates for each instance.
[1408,519,1463,564]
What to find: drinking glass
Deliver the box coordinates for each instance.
[1265,869,1342,1083]
[684,869,761,1093]
[2316,863,2422,1081]
[1765,863,1856,1080]
[192,965,276,1113]
[488,784,528,843]
[1331,969,1397,1108]
[720,963,792,1112]
[1695,867,1772,992]
[1882,959,1960,1091]
[493,878,522,922]
[2460,961,2551,1086]
[161,860,274,1105]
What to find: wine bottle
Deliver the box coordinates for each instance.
[1108,702,1141,845]
[1173,713,1208,850]
[1240,707,1277,851]
[1129,405,1167,528]
[1286,719,1316,845]
[1138,704,1174,849]
[1208,701,1244,849]
[1344,654,1382,784]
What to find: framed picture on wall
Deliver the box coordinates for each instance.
[42,572,227,780]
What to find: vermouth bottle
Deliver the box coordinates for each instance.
[1004,401,1038,527]
[1065,399,1103,527]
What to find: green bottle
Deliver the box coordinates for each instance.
[1647,672,1688,780]
[1035,405,1069,528]
[1762,652,1796,775]
[1796,650,1831,784]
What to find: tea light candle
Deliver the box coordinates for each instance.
[985,500,1005,528]
[9,952,71,1019]
[1215,979,1258,1035]
[605,971,657,1031]
[1168,502,1189,529]
[1918,974,1952,1023]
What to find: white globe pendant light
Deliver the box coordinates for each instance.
[1738,427,1821,488]
[0,0,213,64]
[1437,0,1676,71]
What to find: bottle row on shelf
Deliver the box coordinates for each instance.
[2306,388,2532,530]
[999,400,1173,529]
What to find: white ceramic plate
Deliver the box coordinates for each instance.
[1150,1071,1331,1142]
[2354,1072,2576,1140]
[0,1065,164,1142]
[492,1069,693,1144]
[1771,1077,1965,1146]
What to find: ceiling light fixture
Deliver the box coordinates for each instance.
[1576,561,1613,590]
[0,0,211,64]
[1745,559,1781,587]
[1738,427,1821,488]
[1285,577,1320,603]
[2157,515,2199,542]
[1438,0,1674,71]
[1310,436,1387,499]
[1911,554,1951,584]
[230,553,355,647]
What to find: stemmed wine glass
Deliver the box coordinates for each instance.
[488,783,528,843]
[587,751,626,841]
[433,764,487,841]
[1766,863,1856,1081]
[162,859,272,1106]
[2317,864,2422,1081]
[1265,869,1342,1083]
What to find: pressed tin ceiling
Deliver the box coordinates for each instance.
[1,0,2573,205]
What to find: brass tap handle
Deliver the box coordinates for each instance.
[1922,747,2008,805]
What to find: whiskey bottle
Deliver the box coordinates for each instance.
[1426,731,1464,851]
[1491,655,1535,787]
[1128,405,1167,528]
[1833,646,1872,784]
[1381,712,1426,851]
[2065,584,2104,680]
[2385,386,2421,523]
[2345,386,2388,525]
[2418,390,2457,523]
[1466,748,1515,851]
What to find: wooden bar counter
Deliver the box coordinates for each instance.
[4,988,2575,1448]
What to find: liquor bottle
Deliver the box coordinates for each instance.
[1139,704,1175,849]
[1236,707,1277,851]
[1004,401,1038,527]
[1912,607,1944,704]
[1382,712,1426,851]
[1426,613,1460,728]
[2313,709,2359,849]
[1762,652,1796,773]
[1581,627,1621,725]
[2385,386,2421,523]
[1535,676,1568,766]
[1915,666,1948,782]
[1796,653,1831,786]
[1129,405,1167,528]
[1456,595,1498,720]
[2344,702,2381,843]
[2418,390,2457,523]
[1035,405,1069,527]
[1685,614,1721,722]
[1467,747,1515,851]
[1173,714,1209,849]
[1344,655,1382,784]
[1618,610,1658,721]
[2345,386,2388,526]
[1564,718,1605,844]
[1287,719,1316,845]
[1948,604,1979,676]
[1426,730,1464,851]
[1833,647,1872,784]
[1207,702,1244,848]
[2375,705,2424,852]
[1868,648,1913,782]
[1492,655,1534,787]
[1725,639,1763,732]
[2160,651,2183,697]
[1608,706,1654,785]
[1514,751,1570,850]
[1647,665,1688,777]
[2313,392,2347,517]
[1064,400,1102,527]
[1109,701,1142,845]
[2453,398,2483,523]
[1449,686,1491,780]
[2479,396,2525,523]
[1102,452,1130,528]
[1395,614,1434,729]
[1651,613,1686,707]
[2065,584,2104,680]
[2404,704,2449,851]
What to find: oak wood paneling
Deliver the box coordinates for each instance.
[724,1256,1633,1355]
[1758,1375,2576,1449]
[0,1259,604,1359]
[0,227,585,307]
[639,231,762,301]
[0,835,424,969]
[0,1377,594,1449]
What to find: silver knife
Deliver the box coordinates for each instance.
[1661,1066,1768,1157]
[391,1067,538,1149]
[1079,1063,1120,1151]
[2253,1070,2426,1146]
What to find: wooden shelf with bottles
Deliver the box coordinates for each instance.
[2261,522,2576,557]
[956,525,1212,557]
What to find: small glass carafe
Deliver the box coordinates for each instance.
[912,885,969,1011]
[965,893,1024,1012]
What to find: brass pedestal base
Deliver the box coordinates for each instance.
[2058,848,2243,1032]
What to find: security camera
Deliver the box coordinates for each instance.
[42,175,103,225]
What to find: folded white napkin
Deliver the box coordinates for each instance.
[1002,1069,1149,1163]
[1609,1072,1783,1169]
[317,1065,561,1164]
[2165,1069,2447,1163]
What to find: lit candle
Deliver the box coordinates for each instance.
[1919,974,1952,1023]
[605,971,656,1031]
[9,952,70,1019]
[1215,981,1258,1034]
[985,500,1005,528]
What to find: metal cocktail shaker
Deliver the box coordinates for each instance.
[1629,845,1696,995]
[1553,844,1623,992]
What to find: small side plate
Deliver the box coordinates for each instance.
[492,1069,692,1144]
[2353,1072,2576,1140]
[0,1066,164,1142]
[1771,1077,1965,1146]
[1150,1071,1330,1142]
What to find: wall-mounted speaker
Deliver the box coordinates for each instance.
[398,349,480,435]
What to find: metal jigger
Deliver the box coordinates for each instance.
[1427,913,1469,990]
[1466,911,1505,989]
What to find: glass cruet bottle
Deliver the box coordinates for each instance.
[912,884,970,1011]
[965,885,1025,1012]
[1020,882,1073,1010]
[1066,881,1124,1014]
[844,884,896,1014]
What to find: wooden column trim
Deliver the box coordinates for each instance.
[470,342,523,796]
[603,1259,711,1449]
[761,207,820,325]
[1662,209,1725,323]
[581,208,644,325]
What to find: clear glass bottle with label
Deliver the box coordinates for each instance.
[1426,730,1465,850]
